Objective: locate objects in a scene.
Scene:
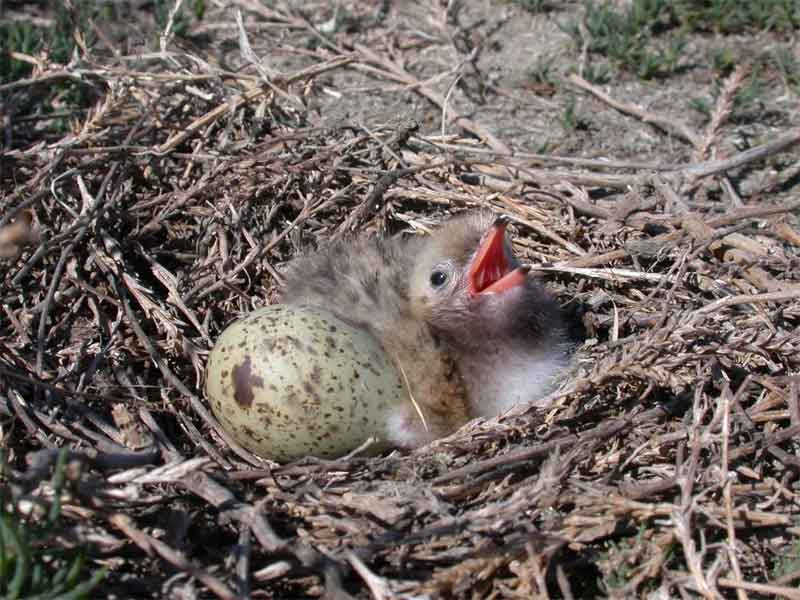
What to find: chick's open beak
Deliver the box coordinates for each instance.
[467,217,529,296]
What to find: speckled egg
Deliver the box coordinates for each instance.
[205,304,409,462]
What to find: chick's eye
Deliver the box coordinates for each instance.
[429,271,448,287]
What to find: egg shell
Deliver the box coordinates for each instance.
[205,304,409,462]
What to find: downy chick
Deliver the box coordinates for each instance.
[280,212,571,448]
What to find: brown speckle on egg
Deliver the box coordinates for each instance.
[232,356,263,408]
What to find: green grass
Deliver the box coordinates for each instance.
[689,71,767,122]
[0,1,100,137]
[0,0,101,83]
[0,0,205,84]
[561,0,685,79]
[770,45,800,93]
[560,94,591,131]
[673,0,800,33]
[525,55,557,88]
[0,0,208,141]
[0,21,45,83]
[562,0,798,81]
[154,0,206,38]
[510,0,550,13]
[597,530,644,592]
[690,40,797,122]
[0,449,107,599]
[597,526,676,595]
[771,538,800,580]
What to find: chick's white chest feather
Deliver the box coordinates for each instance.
[460,343,571,417]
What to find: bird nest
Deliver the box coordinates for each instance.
[1,3,799,598]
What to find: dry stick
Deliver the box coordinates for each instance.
[675,389,718,600]
[138,408,183,462]
[346,552,396,600]
[556,180,613,219]
[557,250,628,269]
[9,129,165,284]
[139,248,210,343]
[0,62,259,89]
[413,149,653,192]
[561,195,800,298]
[235,525,252,600]
[158,0,184,57]
[568,73,701,148]
[441,71,464,138]
[108,513,236,600]
[179,413,231,469]
[693,289,800,316]
[234,9,307,112]
[32,111,146,373]
[181,471,348,586]
[707,196,800,228]
[19,447,159,484]
[604,495,791,528]
[34,176,113,375]
[721,385,749,600]
[432,403,673,485]
[234,8,279,80]
[615,195,800,258]
[683,128,800,182]
[517,215,585,256]
[716,578,800,600]
[422,128,800,191]
[555,564,575,600]
[424,138,684,171]
[0,190,49,229]
[187,188,337,301]
[0,364,151,443]
[354,43,510,153]
[652,174,689,214]
[154,85,266,155]
[727,424,800,462]
[138,177,216,236]
[12,204,97,287]
[5,389,55,447]
[698,64,747,161]
[186,243,261,304]
[535,265,674,284]
[153,54,354,154]
[0,70,91,93]
[790,383,800,428]
[468,155,642,189]
[357,120,415,169]
[333,158,456,238]
[107,270,264,468]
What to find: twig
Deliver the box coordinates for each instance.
[569,73,701,148]
[534,265,675,284]
[716,578,800,600]
[354,43,510,153]
[432,404,674,485]
[682,128,800,183]
[721,384,749,600]
[346,552,397,600]
[693,289,800,316]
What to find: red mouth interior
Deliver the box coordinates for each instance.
[467,222,527,295]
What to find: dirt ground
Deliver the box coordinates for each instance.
[1,1,799,598]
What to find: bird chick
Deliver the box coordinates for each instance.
[408,213,571,419]
[280,212,571,449]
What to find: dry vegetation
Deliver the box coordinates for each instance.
[1,1,800,598]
